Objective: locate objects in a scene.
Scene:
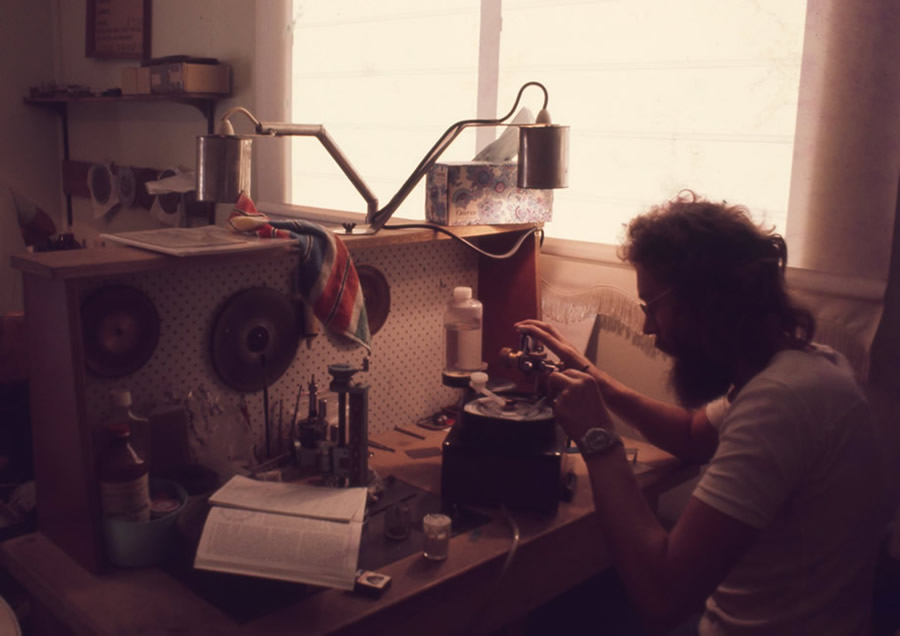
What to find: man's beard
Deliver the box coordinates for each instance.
[668,346,732,409]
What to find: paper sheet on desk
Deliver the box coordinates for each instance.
[194,476,367,589]
[100,226,296,256]
[209,474,367,522]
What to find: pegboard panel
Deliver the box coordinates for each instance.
[82,239,479,474]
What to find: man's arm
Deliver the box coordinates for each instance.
[594,372,717,463]
[547,368,758,631]
[583,449,759,631]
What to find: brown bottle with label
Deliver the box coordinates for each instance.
[96,389,151,522]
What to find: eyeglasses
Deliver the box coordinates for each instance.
[639,287,673,319]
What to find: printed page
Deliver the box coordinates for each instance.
[209,475,367,522]
[194,506,362,590]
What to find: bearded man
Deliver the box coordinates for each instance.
[516,191,885,635]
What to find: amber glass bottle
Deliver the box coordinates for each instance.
[96,390,151,522]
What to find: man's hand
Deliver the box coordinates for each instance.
[546,368,616,442]
[514,319,591,373]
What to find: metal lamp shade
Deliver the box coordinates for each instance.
[517,124,569,189]
[196,135,254,202]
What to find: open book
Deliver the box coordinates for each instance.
[194,475,368,590]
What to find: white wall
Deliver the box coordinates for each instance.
[0,1,59,315]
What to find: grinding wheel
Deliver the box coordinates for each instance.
[210,287,301,392]
[81,285,160,377]
[356,264,390,335]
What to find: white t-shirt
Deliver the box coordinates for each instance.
[694,345,885,636]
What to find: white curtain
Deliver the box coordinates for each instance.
[783,0,900,382]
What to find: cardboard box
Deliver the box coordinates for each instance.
[120,66,151,95]
[425,162,553,226]
[148,62,231,95]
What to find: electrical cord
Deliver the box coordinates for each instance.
[463,504,522,636]
[381,223,544,259]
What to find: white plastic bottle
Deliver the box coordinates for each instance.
[443,286,483,373]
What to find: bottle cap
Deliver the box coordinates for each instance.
[110,389,132,408]
[453,286,472,301]
[469,371,488,390]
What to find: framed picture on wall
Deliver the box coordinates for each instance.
[85,0,151,60]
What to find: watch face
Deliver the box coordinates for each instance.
[581,428,620,456]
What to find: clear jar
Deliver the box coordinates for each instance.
[443,286,483,373]
[96,389,151,522]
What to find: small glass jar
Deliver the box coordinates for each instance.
[422,513,452,560]
[384,503,412,541]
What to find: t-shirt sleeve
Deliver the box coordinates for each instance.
[705,396,730,429]
[693,380,811,529]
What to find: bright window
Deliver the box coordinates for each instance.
[289,0,807,245]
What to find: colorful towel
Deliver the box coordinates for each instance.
[229,193,371,351]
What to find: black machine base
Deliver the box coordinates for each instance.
[440,422,568,516]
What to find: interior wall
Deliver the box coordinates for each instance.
[55,0,254,245]
[0,0,59,314]
[0,0,255,315]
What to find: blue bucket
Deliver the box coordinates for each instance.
[102,478,187,567]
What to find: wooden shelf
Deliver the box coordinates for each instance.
[10,223,542,280]
[24,93,225,123]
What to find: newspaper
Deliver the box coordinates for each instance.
[194,475,367,590]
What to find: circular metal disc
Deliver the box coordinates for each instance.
[81,285,160,377]
[356,264,390,335]
[210,287,300,392]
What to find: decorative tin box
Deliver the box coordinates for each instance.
[425,162,553,226]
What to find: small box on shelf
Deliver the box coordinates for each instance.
[148,62,231,95]
[425,162,553,226]
[120,67,151,95]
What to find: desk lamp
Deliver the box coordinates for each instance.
[196,81,568,233]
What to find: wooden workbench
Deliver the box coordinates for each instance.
[0,429,697,636]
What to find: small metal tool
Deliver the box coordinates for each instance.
[368,440,396,453]
[394,425,426,440]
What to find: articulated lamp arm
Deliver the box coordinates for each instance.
[215,107,379,220]
[199,82,565,233]
[369,81,553,231]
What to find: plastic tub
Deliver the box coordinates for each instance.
[102,478,187,567]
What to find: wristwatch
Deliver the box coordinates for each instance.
[578,428,623,457]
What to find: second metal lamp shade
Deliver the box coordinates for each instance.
[517,124,569,189]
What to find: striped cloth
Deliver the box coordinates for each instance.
[228,192,371,351]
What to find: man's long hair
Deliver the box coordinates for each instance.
[619,190,815,374]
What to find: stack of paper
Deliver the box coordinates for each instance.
[100,226,296,256]
[194,475,367,590]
